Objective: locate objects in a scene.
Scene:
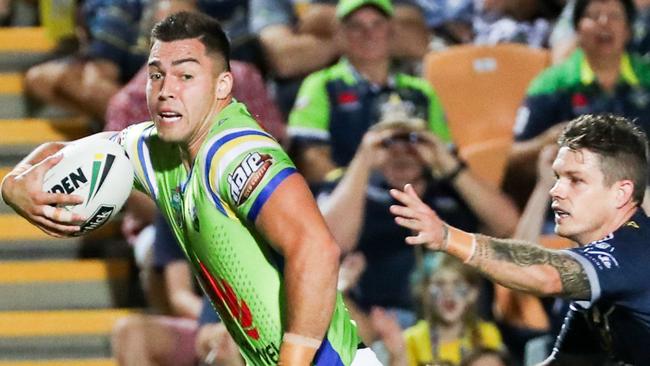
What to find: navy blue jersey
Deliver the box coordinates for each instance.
[316,172,478,311]
[513,50,650,143]
[551,211,650,365]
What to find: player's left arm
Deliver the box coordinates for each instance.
[255,173,341,365]
[469,235,592,300]
[390,186,591,300]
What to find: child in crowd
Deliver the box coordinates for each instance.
[373,254,504,366]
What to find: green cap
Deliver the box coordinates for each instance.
[336,0,394,20]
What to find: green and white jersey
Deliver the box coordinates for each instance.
[118,101,360,365]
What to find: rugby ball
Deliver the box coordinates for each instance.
[42,138,134,235]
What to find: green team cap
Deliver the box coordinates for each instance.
[336,0,394,20]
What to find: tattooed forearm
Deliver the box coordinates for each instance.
[470,235,591,299]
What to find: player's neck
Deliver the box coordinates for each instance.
[578,204,638,245]
[181,96,232,166]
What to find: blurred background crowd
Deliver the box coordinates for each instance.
[1,0,650,365]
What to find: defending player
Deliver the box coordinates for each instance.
[390,113,650,365]
[1,11,377,366]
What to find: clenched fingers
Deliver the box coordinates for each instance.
[31,215,80,237]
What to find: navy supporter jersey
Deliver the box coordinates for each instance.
[551,211,650,365]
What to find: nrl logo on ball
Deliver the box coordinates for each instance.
[228,152,273,205]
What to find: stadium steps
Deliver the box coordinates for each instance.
[0,259,130,310]
[0,73,75,119]
[0,27,54,72]
[0,27,135,363]
[0,309,131,360]
[2,118,90,145]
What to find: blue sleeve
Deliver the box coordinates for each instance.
[152,214,185,268]
[563,239,632,304]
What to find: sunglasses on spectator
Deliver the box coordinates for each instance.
[381,132,426,147]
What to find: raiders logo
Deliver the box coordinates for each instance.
[228,152,273,205]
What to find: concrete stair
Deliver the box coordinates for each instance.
[0,26,137,364]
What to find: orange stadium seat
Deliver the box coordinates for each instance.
[424,43,550,186]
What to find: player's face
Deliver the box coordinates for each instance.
[146,38,221,146]
[427,269,477,325]
[342,7,391,63]
[550,147,620,244]
[577,0,630,59]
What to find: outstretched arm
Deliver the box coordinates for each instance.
[389,184,591,300]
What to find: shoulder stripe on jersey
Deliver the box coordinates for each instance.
[126,129,146,191]
[203,129,275,215]
[214,139,279,183]
[247,167,296,222]
[136,126,159,199]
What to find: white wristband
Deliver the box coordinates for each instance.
[464,235,478,264]
[282,332,322,349]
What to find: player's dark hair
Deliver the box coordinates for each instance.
[572,0,636,30]
[559,113,648,204]
[151,11,231,71]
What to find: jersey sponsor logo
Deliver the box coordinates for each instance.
[248,342,280,365]
[228,152,273,206]
[337,91,358,105]
[571,93,588,108]
[336,91,360,110]
[583,239,619,270]
[198,262,260,340]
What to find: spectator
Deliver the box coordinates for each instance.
[251,0,429,116]
[24,0,147,121]
[550,0,650,62]
[472,0,556,48]
[317,97,518,342]
[372,255,504,366]
[505,0,650,207]
[288,0,451,183]
[419,0,562,49]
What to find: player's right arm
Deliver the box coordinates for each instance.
[389,184,592,300]
[0,131,120,237]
